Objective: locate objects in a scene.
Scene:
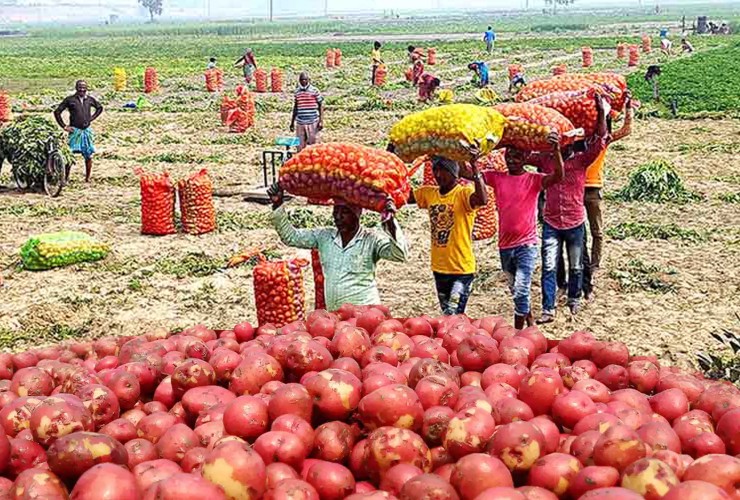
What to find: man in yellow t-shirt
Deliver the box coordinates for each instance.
[371,41,383,85]
[414,155,488,315]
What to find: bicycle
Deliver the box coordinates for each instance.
[1,136,67,197]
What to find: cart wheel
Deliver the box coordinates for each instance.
[44,152,65,198]
[13,168,31,191]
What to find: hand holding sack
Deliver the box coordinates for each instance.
[137,169,177,236]
[280,143,413,212]
[389,104,505,163]
[178,169,216,235]
[495,103,582,151]
[253,258,308,327]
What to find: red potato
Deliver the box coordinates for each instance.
[570,430,602,466]
[7,438,46,477]
[422,406,455,446]
[46,431,127,480]
[355,309,387,335]
[472,488,525,500]
[137,412,179,444]
[141,472,227,500]
[29,394,94,446]
[415,375,459,409]
[399,473,460,500]
[125,438,158,469]
[349,440,370,479]
[364,427,432,480]
[303,369,362,420]
[552,390,597,429]
[0,354,13,380]
[620,457,680,500]
[558,331,596,361]
[577,487,644,499]
[405,317,434,338]
[569,466,620,498]
[573,379,610,404]
[656,373,704,403]
[627,360,660,394]
[483,382,517,403]
[313,421,356,462]
[0,396,44,437]
[106,371,141,410]
[481,364,524,391]
[412,338,449,362]
[70,464,139,499]
[559,434,578,454]
[443,407,495,459]
[517,327,548,357]
[492,397,534,424]
[194,403,226,427]
[100,418,137,444]
[672,415,714,449]
[161,351,187,376]
[605,401,650,430]
[194,421,225,449]
[593,424,646,473]
[685,432,726,457]
[682,454,740,496]
[229,352,284,396]
[254,431,309,470]
[75,384,121,429]
[431,446,453,469]
[118,362,158,396]
[434,463,455,482]
[610,389,652,414]
[450,453,513,500]
[358,384,424,431]
[560,365,591,388]
[456,336,500,371]
[518,368,564,416]
[460,372,481,387]
[208,349,241,383]
[372,331,414,363]
[636,422,681,453]
[330,358,362,379]
[595,365,629,391]
[408,359,459,389]
[306,311,337,339]
[155,424,198,463]
[650,388,689,422]
[516,486,559,500]
[285,339,333,377]
[528,453,582,496]
[11,468,69,498]
[488,421,545,472]
[264,479,320,500]
[591,342,630,368]
[662,480,732,500]
[271,415,315,453]
[11,352,39,371]
[181,447,208,473]
[143,401,168,415]
[265,462,299,489]
[379,464,423,496]
[304,461,356,500]
[170,359,216,399]
[233,322,255,343]
[222,395,269,441]
[500,347,531,366]
[500,337,536,365]
[201,441,267,500]
[529,416,560,454]
[10,368,53,397]
[716,407,740,455]
[574,360,599,378]
[361,346,399,367]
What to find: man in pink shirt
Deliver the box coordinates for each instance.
[470,132,564,329]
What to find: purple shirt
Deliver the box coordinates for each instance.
[483,171,544,250]
[528,136,609,230]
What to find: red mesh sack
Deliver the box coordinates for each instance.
[326,49,336,68]
[373,65,388,87]
[508,64,524,80]
[311,249,326,310]
[405,68,414,82]
[0,92,10,122]
[226,108,249,133]
[582,47,593,68]
[253,258,308,327]
[144,67,159,93]
[137,169,176,236]
[215,68,224,90]
[495,103,582,151]
[427,48,437,65]
[178,169,216,235]
[270,68,283,93]
[220,95,237,124]
[552,64,567,76]
[528,87,617,137]
[280,143,413,212]
[617,43,627,59]
[254,69,268,93]
[517,73,627,111]
[642,35,652,53]
[334,49,342,67]
[204,69,218,92]
[629,45,640,67]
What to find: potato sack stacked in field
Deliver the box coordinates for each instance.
[21,231,110,270]
[389,104,506,163]
[495,103,582,151]
[280,143,413,212]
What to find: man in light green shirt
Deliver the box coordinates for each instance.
[267,183,409,311]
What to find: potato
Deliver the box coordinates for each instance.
[47,431,128,480]
[29,395,94,446]
[201,441,266,499]
[70,463,140,500]
[11,468,69,498]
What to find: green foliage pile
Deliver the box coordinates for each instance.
[610,159,701,204]
[0,115,74,177]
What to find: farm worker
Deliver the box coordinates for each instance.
[527,94,611,322]
[468,62,490,88]
[484,26,496,54]
[583,91,633,275]
[509,72,527,94]
[681,38,694,53]
[53,80,103,183]
[412,154,488,316]
[411,59,425,86]
[660,37,673,55]
[408,45,424,63]
[371,41,383,85]
[234,48,257,84]
[290,72,324,152]
[417,74,441,102]
[659,27,669,39]
[207,57,217,69]
[266,183,408,311]
[466,132,564,329]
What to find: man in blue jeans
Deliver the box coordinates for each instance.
[530,94,610,323]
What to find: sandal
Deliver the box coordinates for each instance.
[536,312,556,325]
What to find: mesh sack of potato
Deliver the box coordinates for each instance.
[389,104,505,163]
[280,143,413,212]
[517,73,627,111]
[178,169,216,235]
[137,169,177,236]
[528,87,613,137]
[495,103,583,151]
[144,67,159,93]
[21,231,110,270]
[253,258,308,327]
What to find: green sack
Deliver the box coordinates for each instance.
[21,231,110,270]
[136,96,152,109]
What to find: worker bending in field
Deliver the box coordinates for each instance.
[412,154,488,315]
[417,74,441,102]
[468,62,490,88]
[54,80,103,183]
[466,132,564,329]
[371,41,383,85]
[267,184,408,311]
[681,38,694,53]
[234,48,257,84]
[290,72,324,151]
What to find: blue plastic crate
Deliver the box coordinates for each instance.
[275,136,300,148]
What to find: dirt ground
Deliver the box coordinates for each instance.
[1,105,738,366]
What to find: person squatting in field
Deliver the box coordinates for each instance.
[468,61,490,88]
[411,153,489,316]
[290,72,324,152]
[267,183,408,311]
[234,48,257,84]
[417,74,441,102]
[467,131,564,330]
[53,80,103,183]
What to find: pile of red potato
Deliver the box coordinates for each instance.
[0,305,738,500]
